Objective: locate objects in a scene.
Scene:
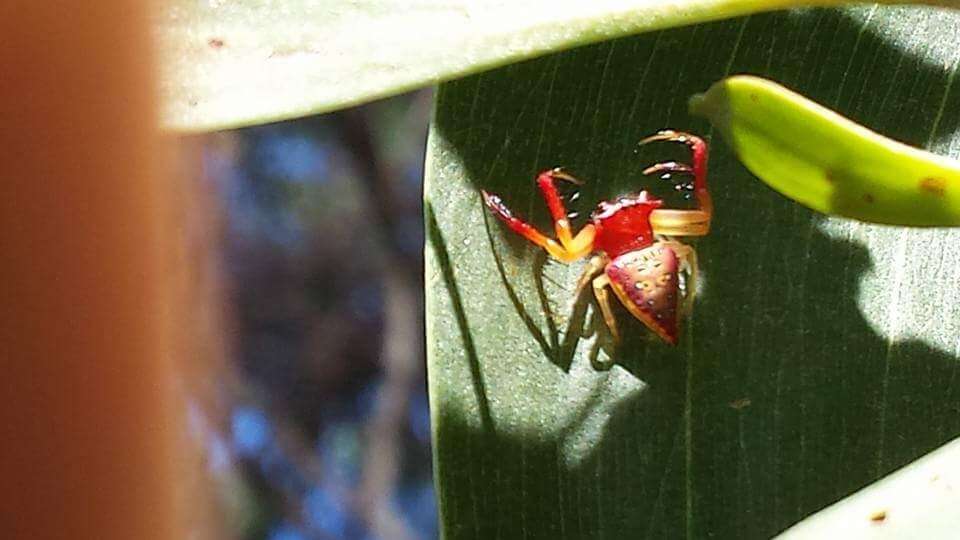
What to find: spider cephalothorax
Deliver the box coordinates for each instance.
[481,130,712,344]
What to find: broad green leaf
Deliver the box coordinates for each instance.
[426,5,960,539]
[691,75,960,226]
[157,0,953,131]
[777,435,960,539]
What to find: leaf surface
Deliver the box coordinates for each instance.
[425,6,960,538]
[157,0,949,131]
[777,435,960,539]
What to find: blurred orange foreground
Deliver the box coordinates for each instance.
[0,2,190,538]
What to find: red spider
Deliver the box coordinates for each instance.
[481,130,712,345]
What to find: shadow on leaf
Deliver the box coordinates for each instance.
[427,8,960,539]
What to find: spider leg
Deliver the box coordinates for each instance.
[649,207,711,237]
[638,130,709,200]
[481,190,571,261]
[658,240,699,317]
[639,131,713,238]
[642,161,692,177]
[575,255,608,298]
[536,168,596,255]
[592,273,621,342]
[481,168,596,263]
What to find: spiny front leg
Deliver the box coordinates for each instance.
[639,131,713,238]
[481,190,571,260]
[639,130,709,203]
[481,168,596,263]
[536,169,596,256]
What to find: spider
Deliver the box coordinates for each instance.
[481,130,712,345]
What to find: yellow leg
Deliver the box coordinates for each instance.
[650,209,711,237]
[555,220,597,258]
[659,240,699,316]
[575,255,607,297]
[592,274,620,342]
[640,129,713,236]
[537,168,596,261]
[482,185,595,264]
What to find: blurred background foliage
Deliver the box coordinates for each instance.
[190,91,436,540]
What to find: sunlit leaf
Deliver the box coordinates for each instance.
[691,75,960,226]
[157,0,952,131]
[426,6,960,538]
[777,435,960,539]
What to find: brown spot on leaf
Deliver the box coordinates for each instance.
[870,510,887,523]
[862,193,875,204]
[207,38,225,49]
[919,177,947,197]
[729,397,752,410]
[749,93,759,103]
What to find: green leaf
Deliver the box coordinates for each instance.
[426,5,960,539]
[157,0,951,131]
[690,75,960,226]
[777,435,960,538]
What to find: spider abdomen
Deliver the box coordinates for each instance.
[605,244,681,344]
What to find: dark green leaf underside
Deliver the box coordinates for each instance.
[426,6,960,539]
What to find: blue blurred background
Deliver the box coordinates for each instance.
[191,90,435,540]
